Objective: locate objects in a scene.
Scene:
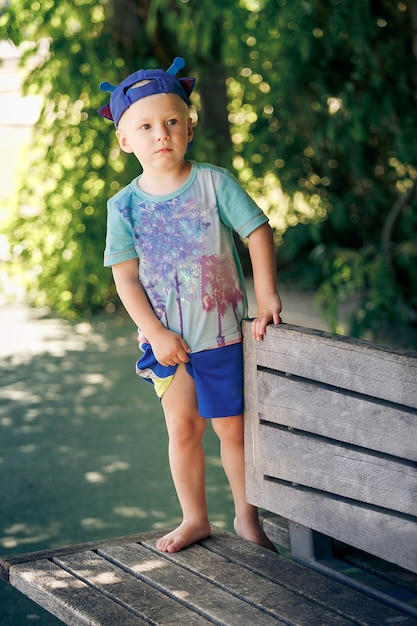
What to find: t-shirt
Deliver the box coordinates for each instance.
[104,161,268,352]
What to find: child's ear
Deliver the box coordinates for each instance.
[187,117,194,142]
[116,129,133,153]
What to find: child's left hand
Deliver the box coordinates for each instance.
[251,299,282,341]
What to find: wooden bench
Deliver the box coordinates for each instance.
[242,320,417,618]
[2,525,417,625]
[1,321,416,624]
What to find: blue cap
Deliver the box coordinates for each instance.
[98,57,195,127]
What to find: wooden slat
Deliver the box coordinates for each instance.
[259,425,417,516]
[125,539,354,626]
[9,558,145,625]
[98,542,286,626]
[55,549,212,625]
[3,527,417,625]
[201,528,417,626]
[258,370,417,461]
[0,531,151,582]
[260,512,291,549]
[254,480,417,574]
[248,323,417,408]
[243,322,263,506]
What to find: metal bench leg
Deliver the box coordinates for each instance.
[288,521,333,564]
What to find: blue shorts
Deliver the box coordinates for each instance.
[136,342,243,419]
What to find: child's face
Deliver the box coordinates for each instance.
[115,93,193,172]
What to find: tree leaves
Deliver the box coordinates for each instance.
[2,0,416,346]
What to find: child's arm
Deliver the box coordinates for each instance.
[247,222,282,341]
[112,258,191,366]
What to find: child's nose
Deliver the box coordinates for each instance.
[157,124,169,140]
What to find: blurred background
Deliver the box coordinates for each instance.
[0,1,416,623]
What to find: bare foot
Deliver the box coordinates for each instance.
[234,516,279,553]
[156,519,211,553]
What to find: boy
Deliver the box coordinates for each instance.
[98,57,282,553]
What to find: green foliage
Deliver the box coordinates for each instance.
[2,0,417,347]
[314,244,417,348]
[2,0,132,317]
[2,0,238,318]
[225,0,417,347]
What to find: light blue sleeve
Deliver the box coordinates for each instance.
[216,169,269,239]
[103,201,138,267]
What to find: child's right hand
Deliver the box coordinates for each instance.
[148,327,191,367]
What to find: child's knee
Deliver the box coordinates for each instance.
[212,415,244,444]
[167,414,206,445]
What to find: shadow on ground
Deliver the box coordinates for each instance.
[0,307,233,625]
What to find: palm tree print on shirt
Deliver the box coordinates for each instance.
[201,254,243,346]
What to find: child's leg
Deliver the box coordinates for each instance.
[211,415,277,551]
[156,363,211,553]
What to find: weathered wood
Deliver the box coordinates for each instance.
[54,549,212,625]
[242,321,417,577]
[260,512,291,549]
[252,323,417,408]
[9,558,145,625]
[3,526,417,626]
[243,321,263,505]
[0,531,154,582]
[201,528,417,626]
[258,370,417,461]
[259,425,417,515]
[99,541,342,626]
[257,478,417,574]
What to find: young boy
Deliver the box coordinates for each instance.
[98,57,282,553]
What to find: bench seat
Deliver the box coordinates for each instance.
[2,526,417,625]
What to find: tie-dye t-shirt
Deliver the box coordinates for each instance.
[104,161,268,353]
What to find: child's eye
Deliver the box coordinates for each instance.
[141,123,151,130]
[167,119,178,126]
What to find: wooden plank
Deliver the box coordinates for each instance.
[9,558,145,625]
[3,527,417,626]
[260,512,291,549]
[136,539,356,626]
[243,322,263,509]
[258,370,417,461]
[201,528,417,626]
[0,531,152,582]
[245,322,417,408]
[55,549,212,625]
[259,425,417,516]
[253,479,417,574]
[97,542,287,626]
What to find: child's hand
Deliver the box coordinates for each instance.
[149,327,191,366]
[251,298,282,342]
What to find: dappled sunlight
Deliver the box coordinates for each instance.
[82,570,123,586]
[113,506,149,519]
[0,306,109,362]
[242,172,328,238]
[103,461,130,473]
[172,589,191,600]
[0,307,172,555]
[1,522,62,550]
[20,568,75,590]
[130,557,167,574]
[205,454,223,469]
[80,518,118,531]
[0,305,236,582]
[84,472,107,484]
[84,460,131,484]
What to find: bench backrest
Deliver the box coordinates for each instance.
[243,321,417,574]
